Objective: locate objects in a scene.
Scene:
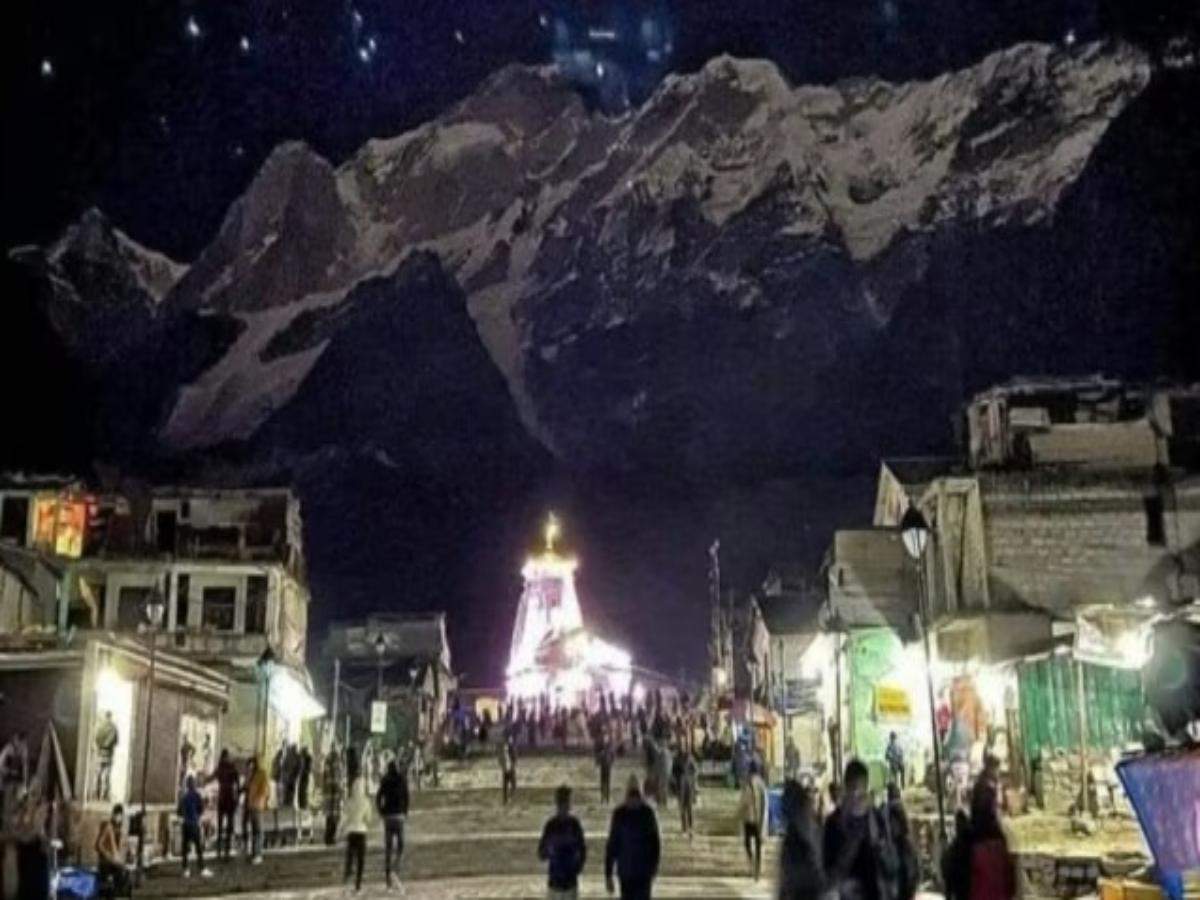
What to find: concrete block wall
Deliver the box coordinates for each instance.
[981,472,1200,611]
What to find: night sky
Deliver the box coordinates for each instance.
[7,0,1188,257]
[4,0,1198,682]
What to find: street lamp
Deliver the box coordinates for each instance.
[375,633,387,696]
[901,503,948,843]
[255,647,276,757]
[136,588,166,879]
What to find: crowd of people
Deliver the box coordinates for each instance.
[527,745,1019,900]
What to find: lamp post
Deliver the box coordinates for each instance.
[136,588,166,879]
[901,503,948,844]
[255,647,276,758]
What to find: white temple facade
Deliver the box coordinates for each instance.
[505,515,632,706]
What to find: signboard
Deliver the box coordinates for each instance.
[370,701,388,734]
[783,677,822,715]
[874,684,913,721]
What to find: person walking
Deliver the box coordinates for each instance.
[499,737,518,805]
[597,738,615,805]
[885,783,920,900]
[784,736,801,783]
[604,775,660,900]
[324,745,345,846]
[678,751,698,840]
[178,774,213,879]
[210,749,241,862]
[822,759,899,900]
[342,777,372,894]
[739,760,768,880]
[777,781,825,900]
[885,733,905,790]
[245,755,271,864]
[538,785,587,900]
[298,746,313,811]
[376,760,410,891]
[964,783,1017,900]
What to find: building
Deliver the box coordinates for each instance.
[751,567,834,779]
[506,515,632,707]
[825,377,1200,805]
[323,612,455,747]
[0,477,324,764]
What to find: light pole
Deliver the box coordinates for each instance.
[375,633,387,697]
[256,647,276,758]
[136,588,166,879]
[901,503,948,844]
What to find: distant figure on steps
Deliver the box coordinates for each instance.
[605,775,660,900]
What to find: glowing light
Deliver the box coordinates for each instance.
[268,667,325,719]
[632,682,646,705]
[185,16,202,39]
[596,62,606,78]
[1135,595,1157,610]
[1116,628,1151,669]
[507,515,632,704]
[358,46,371,64]
[239,35,251,54]
[96,667,126,703]
[40,58,54,78]
[454,29,465,45]
[367,36,377,53]
[1064,29,1077,47]
[351,9,363,30]
[538,13,549,28]
[544,513,561,552]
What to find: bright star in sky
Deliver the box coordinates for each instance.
[40,58,54,78]
[1064,29,1077,46]
[454,29,465,45]
[185,16,201,40]
[358,46,371,64]
[239,35,251,54]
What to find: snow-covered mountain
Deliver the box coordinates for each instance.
[12,41,1158,472]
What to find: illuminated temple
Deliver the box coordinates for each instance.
[506,515,632,705]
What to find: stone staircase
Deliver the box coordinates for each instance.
[139,751,775,897]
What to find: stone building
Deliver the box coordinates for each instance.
[322,612,454,748]
[826,377,1200,806]
[0,477,323,765]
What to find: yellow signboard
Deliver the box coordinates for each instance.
[875,684,912,721]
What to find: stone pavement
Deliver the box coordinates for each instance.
[200,874,774,899]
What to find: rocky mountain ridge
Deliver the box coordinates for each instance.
[17,40,1152,471]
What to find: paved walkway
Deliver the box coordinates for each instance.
[202,874,774,899]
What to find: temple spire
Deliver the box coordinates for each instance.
[544,512,561,553]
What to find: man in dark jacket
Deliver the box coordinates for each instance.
[605,775,661,900]
[375,760,410,889]
[823,759,898,900]
[538,785,587,899]
[208,749,241,861]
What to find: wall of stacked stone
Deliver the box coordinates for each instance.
[979,470,1200,612]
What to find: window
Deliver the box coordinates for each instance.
[175,575,191,630]
[69,579,105,630]
[246,576,268,635]
[1144,495,1165,546]
[201,586,237,631]
[0,497,29,545]
[156,511,178,554]
[116,585,154,630]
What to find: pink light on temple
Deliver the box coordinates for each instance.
[505,514,631,705]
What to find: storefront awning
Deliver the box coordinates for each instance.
[269,666,325,720]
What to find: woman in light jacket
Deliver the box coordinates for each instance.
[341,777,372,893]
